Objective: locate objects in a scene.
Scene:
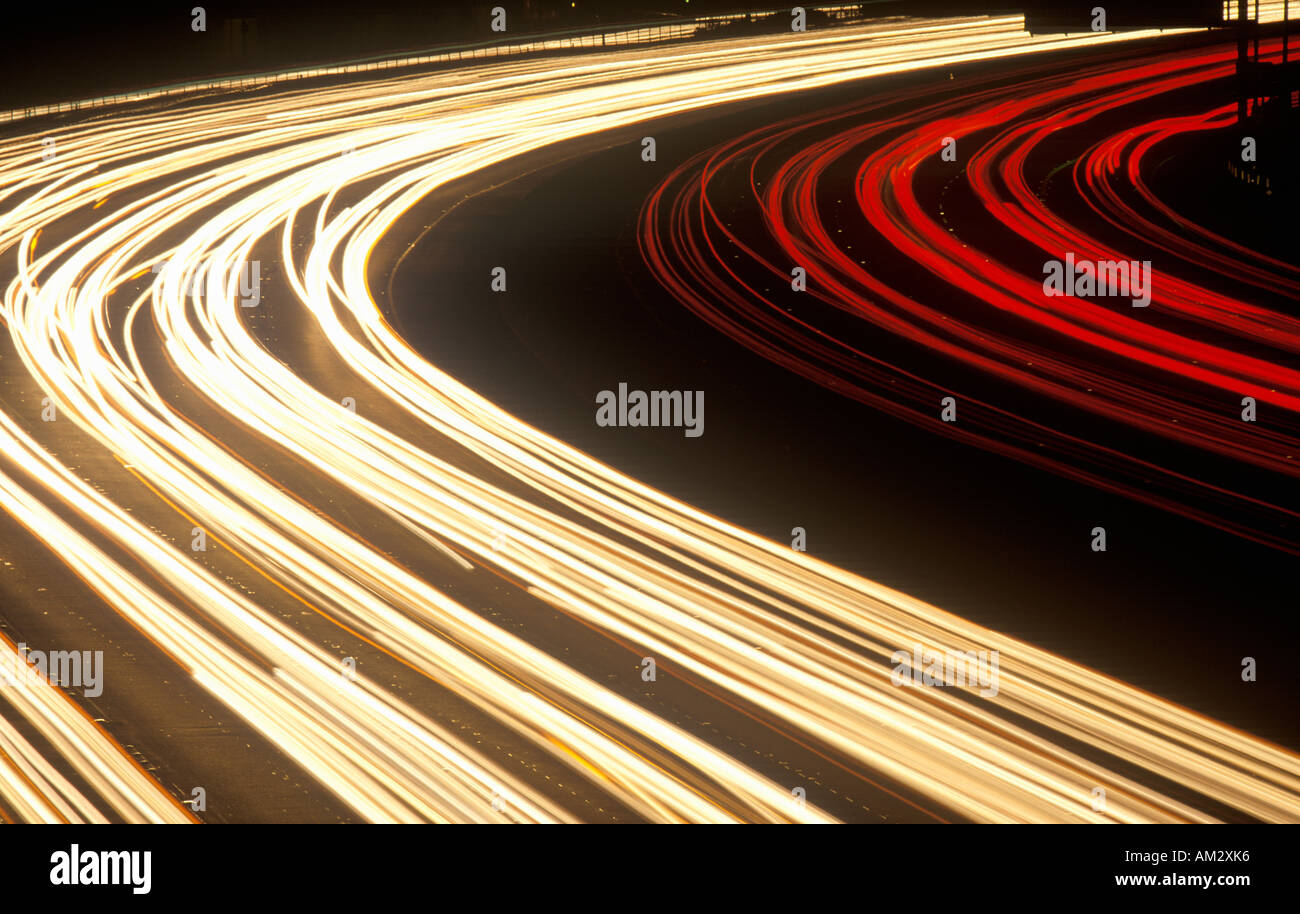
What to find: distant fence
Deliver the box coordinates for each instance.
[1,2,898,125]
[1221,0,1294,24]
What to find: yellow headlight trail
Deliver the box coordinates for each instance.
[0,634,196,823]
[1,16,1297,823]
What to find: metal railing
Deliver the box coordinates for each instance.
[2,2,894,124]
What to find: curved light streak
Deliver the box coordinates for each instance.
[3,17,1298,823]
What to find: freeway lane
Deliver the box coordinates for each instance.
[2,15,1299,823]
[385,31,1300,761]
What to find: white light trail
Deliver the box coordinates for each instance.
[1,16,1296,823]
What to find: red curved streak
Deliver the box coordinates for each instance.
[639,38,1300,554]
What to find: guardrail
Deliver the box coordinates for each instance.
[2,2,895,125]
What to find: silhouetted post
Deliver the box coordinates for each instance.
[1254,0,1261,59]
[1239,0,1249,123]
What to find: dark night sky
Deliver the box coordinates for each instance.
[0,3,1219,111]
[0,2,800,106]
[0,1,916,107]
